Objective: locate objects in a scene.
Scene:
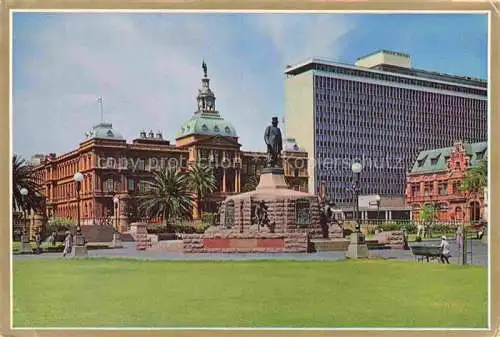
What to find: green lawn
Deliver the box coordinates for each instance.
[13,259,487,328]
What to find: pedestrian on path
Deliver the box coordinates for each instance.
[62,231,73,257]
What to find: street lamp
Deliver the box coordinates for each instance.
[73,172,84,234]
[19,188,31,253]
[72,172,87,257]
[351,162,362,232]
[20,188,28,233]
[113,196,120,231]
[345,162,368,259]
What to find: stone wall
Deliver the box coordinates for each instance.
[183,232,309,253]
[374,230,409,250]
[220,197,323,239]
[132,223,152,250]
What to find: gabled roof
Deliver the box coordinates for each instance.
[410,141,487,174]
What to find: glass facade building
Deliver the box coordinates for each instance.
[284,51,487,206]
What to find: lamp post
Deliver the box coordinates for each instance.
[113,196,119,231]
[345,162,368,259]
[20,188,31,253]
[351,162,362,232]
[72,172,88,257]
[112,196,122,248]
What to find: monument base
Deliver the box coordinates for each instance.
[345,232,369,259]
[112,233,123,248]
[71,233,88,257]
[70,245,88,257]
[481,233,488,245]
[20,235,32,254]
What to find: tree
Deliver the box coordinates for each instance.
[187,163,216,219]
[420,203,437,223]
[460,158,487,221]
[12,154,42,212]
[137,168,193,232]
[242,174,259,192]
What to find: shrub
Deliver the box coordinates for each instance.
[200,212,218,226]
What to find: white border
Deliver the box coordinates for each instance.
[9,9,492,331]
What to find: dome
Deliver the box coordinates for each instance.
[177,113,237,138]
[85,122,124,141]
[283,137,305,152]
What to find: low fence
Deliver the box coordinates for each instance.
[341,219,487,236]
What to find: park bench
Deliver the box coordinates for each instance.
[411,245,443,263]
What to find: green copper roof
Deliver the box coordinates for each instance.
[410,141,487,174]
[85,122,124,141]
[177,112,237,138]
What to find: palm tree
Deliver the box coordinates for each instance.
[12,154,42,212]
[242,174,259,192]
[460,158,487,221]
[137,168,193,232]
[187,162,216,219]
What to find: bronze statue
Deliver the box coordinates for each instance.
[254,200,269,231]
[202,60,208,78]
[264,117,283,168]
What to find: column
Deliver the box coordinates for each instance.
[234,169,238,193]
[222,168,226,193]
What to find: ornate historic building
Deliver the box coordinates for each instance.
[31,64,308,232]
[405,140,487,222]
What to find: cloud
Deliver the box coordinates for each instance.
[12,12,356,159]
[255,13,356,65]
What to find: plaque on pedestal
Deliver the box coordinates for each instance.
[71,234,88,257]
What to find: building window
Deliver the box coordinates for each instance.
[439,183,448,195]
[128,179,135,192]
[411,184,419,196]
[106,178,114,192]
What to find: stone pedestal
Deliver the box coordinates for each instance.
[345,232,369,259]
[71,234,88,257]
[112,233,123,248]
[20,234,32,254]
[481,233,488,245]
[256,167,287,190]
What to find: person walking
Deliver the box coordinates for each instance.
[62,231,73,257]
[439,236,451,264]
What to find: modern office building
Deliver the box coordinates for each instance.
[284,50,487,206]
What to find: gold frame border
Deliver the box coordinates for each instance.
[1,2,498,337]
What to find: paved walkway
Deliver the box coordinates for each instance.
[13,239,488,266]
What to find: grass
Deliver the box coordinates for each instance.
[13,259,487,328]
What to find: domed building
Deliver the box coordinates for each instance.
[29,62,310,235]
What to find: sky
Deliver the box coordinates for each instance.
[12,12,488,159]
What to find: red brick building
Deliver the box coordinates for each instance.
[30,66,308,233]
[405,140,487,222]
